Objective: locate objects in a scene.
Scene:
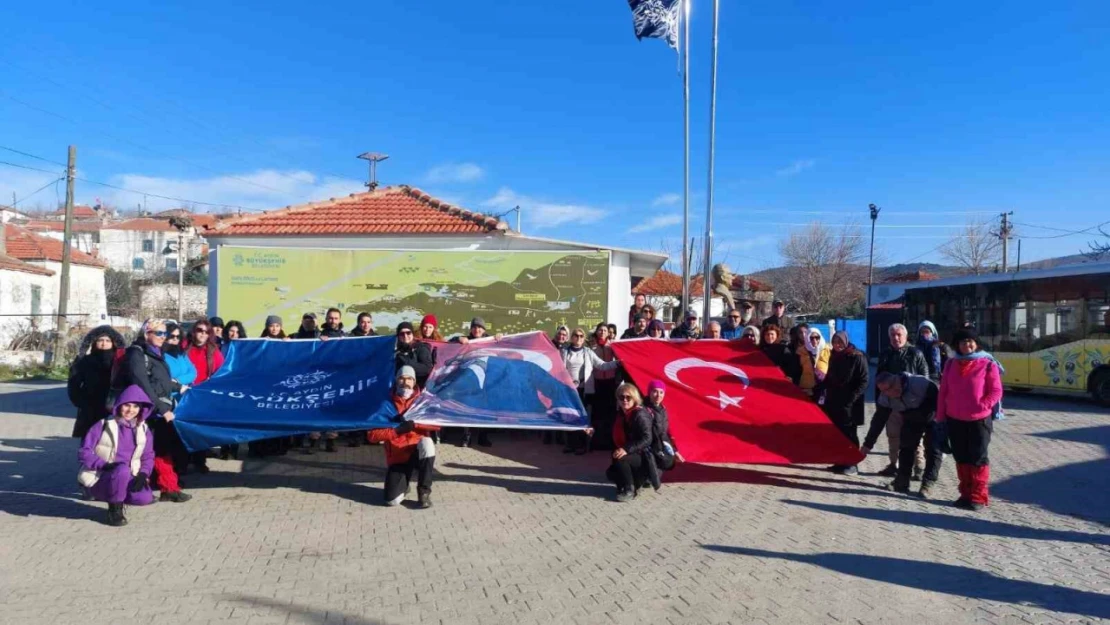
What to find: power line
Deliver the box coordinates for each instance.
[75,175,255,211]
[0,145,67,167]
[11,177,65,206]
[1012,220,1110,239]
[0,159,63,176]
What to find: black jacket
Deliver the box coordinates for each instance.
[67,350,116,438]
[349,327,376,337]
[395,340,434,387]
[761,314,791,333]
[822,346,869,427]
[877,345,928,377]
[760,342,800,381]
[864,375,939,449]
[645,402,678,456]
[320,323,346,338]
[618,406,661,490]
[120,342,181,416]
[620,328,646,340]
[291,326,321,340]
[669,324,701,340]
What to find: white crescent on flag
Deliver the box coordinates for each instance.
[663,357,751,411]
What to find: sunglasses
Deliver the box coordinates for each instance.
[810,335,821,341]
[195,329,209,334]
[168,334,181,340]
[399,330,413,336]
[572,333,585,338]
[618,395,635,401]
[151,331,167,337]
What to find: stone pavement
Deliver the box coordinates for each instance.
[1,381,1108,625]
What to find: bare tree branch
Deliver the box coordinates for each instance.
[1085,225,1110,261]
[940,219,1001,274]
[776,222,869,315]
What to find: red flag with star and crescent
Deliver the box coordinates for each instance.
[611,339,865,466]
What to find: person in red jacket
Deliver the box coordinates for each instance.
[367,366,439,509]
[184,319,226,472]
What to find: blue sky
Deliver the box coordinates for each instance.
[2,1,1108,273]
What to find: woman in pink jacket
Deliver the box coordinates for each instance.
[936,328,1004,511]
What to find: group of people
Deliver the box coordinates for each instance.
[67,297,1003,527]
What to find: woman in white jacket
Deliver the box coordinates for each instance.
[561,328,621,455]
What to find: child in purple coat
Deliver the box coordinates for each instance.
[77,385,156,526]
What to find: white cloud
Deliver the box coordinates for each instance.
[775,159,816,178]
[1,168,66,211]
[627,213,682,234]
[652,192,681,207]
[422,162,485,184]
[94,169,364,213]
[482,187,606,229]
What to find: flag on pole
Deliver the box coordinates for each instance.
[628,0,681,49]
[404,332,589,429]
[610,339,865,466]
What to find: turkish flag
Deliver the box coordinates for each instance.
[610,339,864,466]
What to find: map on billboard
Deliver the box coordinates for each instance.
[216,247,610,337]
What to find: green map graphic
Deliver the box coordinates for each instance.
[217,247,609,337]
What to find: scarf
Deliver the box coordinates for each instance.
[595,336,609,347]
[951,349,1006,374]
[805,331,825,357]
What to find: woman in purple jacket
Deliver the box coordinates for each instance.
[77,385,157,527]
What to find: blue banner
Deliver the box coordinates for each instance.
[174,336,397,452]
[405,332,589,429]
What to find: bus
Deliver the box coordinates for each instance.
[901,262,1110,405]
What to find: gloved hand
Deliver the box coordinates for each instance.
[128,472,149,493]
[102,461,123,472]
[395,420,417,435]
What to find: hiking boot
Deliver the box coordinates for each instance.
[106,503,128,527]
[911,466,924,482]
[885,479,911,494]
[159,490,193,503]
[459,432,471,448]
[967,501,986,511]
[195,463,210,475]
[477,432,493,447]
[918,480,936,499]
[219,448,230,461]
[953,497,973,509]
[615,489,635,503]
[302,438,316,455]
[417,489,432,509]
[876,464,898,477]
[825,464,839,472]
[839,465,859,476]
[324,439,336,453]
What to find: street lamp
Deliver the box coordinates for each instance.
[866,203,880,309]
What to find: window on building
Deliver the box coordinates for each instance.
[132,258,145,270]
[142,239,154,252]
[165,258,178,271]
[30,285,42,317]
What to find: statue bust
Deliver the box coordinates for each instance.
[710,263,737,312]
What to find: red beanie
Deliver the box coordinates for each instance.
[421,314,437,328]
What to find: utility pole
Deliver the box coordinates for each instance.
[52,145,76,364]
[866,203,881,309]
[357,152,389,191]
[999,211,1013,271]
[177,230,186,321]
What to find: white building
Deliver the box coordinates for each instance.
[203,186,667,334]
[0,251,55,349]
[3,223,109,336]
[99,215,213,275]
[22,219,101,255]
[1,207,31,224]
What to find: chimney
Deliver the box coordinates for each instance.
[1,223,7,257]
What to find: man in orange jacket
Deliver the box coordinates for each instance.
[368,366,439,508]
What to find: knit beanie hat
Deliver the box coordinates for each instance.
[953,327,979,347]
[396,321,415,335]
[421,314,437,328]
[209,316,225,328]
[265,315,282,327]
[396,365,416,381]
[647,380,666,393]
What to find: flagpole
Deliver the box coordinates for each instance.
[681,0,691,318]
[701,0,719,327]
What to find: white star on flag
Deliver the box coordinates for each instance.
[707,390,744,410]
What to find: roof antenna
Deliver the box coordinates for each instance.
[357,152,389,191]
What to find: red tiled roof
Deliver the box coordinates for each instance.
[4,223,107,268]
[23,219,101,233]
[104,217,179,232]
[0,253,54,276]
[207,186,507,237]
[881,270,940,283]
[49,204,100,219]
[633,270,773,297]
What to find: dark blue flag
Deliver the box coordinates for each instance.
[174,336,397,452]
[628,0,680,49]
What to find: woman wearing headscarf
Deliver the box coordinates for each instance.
[917,320,944,381]
[77,384,157,526]
[937,327,1004,511]
[821,331,868,475]
[802,328,831,398]
[68,325,126,439]
[552,325,570,350]
[118,319,191,503]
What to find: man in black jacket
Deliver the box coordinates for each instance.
[621,314,649,339]
[320,307,346,338]
[821,331,868,475]
[863,372,943,498]
[349,312,376,337]
[669,309,701,340]
[761,300,791,339]
[869,323,930,477]
[291,312,322,339]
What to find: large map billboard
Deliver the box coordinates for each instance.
[216,247,610,337]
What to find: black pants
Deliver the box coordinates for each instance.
[591,380,618,450]
[606,453,645,492]
[898,417,944,483]
[384,454,435,503]
[835,422,860,447]
[947,418,992,466]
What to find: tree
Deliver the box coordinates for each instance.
[939,219,1001,275]
[777,222,870,316]
[1084,225,1110,261]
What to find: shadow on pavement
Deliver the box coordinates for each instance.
[702,545,1110,620]
[993,425,1110,526]
[0,435,102,522]
[0,383,73,419]
[782,499,1110,546]
[440,434,613,499]
[225,594,391,624]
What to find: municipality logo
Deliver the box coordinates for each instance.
[232,254,244,267]
[275,370,333,389]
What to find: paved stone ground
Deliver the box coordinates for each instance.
[1,381,1108,625]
